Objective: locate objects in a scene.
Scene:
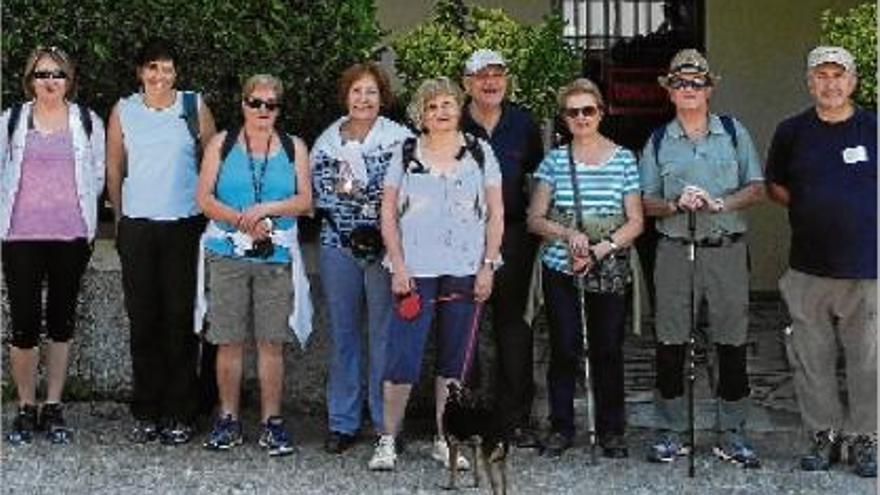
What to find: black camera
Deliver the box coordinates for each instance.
[244,238,274,258]
[349,225,383,259]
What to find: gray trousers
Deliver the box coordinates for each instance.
[780,269,877,435]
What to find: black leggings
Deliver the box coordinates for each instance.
[2,239,92,348]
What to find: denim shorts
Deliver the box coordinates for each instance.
[383,275,480,384]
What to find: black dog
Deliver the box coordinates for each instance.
[442,382,510,495]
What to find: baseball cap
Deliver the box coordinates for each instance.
[807,46,856,74]
[464,49,506,75]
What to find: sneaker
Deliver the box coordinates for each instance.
[646,431,689,463]
[324,431,356,454]
[160,420,195,445]
[542,431,574,457]
[128,419,160,444]
[39,403,72,444]
[432,436,470,470]
[368,435,397,471]
[599,433,629,459]
[851,434,877,478]
[203,414,243,451]
[6,405,38,445]
[713,430,761,468]
[800,430,841,471]
[259,416,295,457]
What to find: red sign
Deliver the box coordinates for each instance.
[605,68,671,116]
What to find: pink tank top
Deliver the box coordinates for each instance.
[7,129,87,240]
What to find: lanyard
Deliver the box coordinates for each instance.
[243,131,272,203]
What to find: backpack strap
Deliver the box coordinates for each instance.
[651,116,738,159]
[401,136,419,173]
[219,127,240,163]
[7,103,23,142]
[718,114,738,149]
[182,91,202,168]
[650,124,667,160]
[77,104,93,138]
[277,132,297,164]
[463,132,485,170]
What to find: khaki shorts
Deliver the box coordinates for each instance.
[206,253,293,344]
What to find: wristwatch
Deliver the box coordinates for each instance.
[603,236,619,252]
[482,256,504,272]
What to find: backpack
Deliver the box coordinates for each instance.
[7,102,92,141]
[180,91,202,166]
[650,114,738,159]
[401,132,485,174]
[219,126,297,164]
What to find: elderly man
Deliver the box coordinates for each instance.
[460,49,544,449]
[639,49,764,467]
[766,46,877,478]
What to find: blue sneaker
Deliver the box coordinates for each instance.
[713,430,761,469]
[38,403,72,444]
[646,432,689,463]
[851,435,877,478]
[6,405,38,445]
[203,414,243,451]
[800,430,840,471]
[259,416,294,457]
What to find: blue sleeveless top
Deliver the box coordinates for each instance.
[205,135,297,263]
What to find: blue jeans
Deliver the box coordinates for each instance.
[319,246,392,435]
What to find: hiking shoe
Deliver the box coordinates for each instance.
[39,403,72,444]
[432,436,470,470]
[324,431,356,454]
[6,405,38,445]
[368,434,397,471]
[800,430,841,471]
[160,420,195,445]
[599,433,629,459]
[851,434,877,478]
[542,431,573,457]
[128,419,160,444]
[203,414,243,451]
[713,430,761,469]
[646,432,689,463]
[259,416,295,457]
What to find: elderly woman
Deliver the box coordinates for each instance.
[368,77,504,471]
[196,74,311,457]
[311,62,411,454]
[0,46,104,445]
[106,38,216,445]
[527,78,643,457]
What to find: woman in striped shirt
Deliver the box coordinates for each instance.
[527,78,643,458]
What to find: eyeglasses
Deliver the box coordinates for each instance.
[244,97,280,111]
[668,78,711,90]
[33,70,68,80]
[472,69,507,80]
[563,105,601,119]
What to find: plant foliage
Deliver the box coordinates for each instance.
[1,0,384,141]
[820,2,876,109]
[390,0,581,120]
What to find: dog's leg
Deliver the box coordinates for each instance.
[472,440,483,488]
[446,437,459,490]
[487,442,508,495]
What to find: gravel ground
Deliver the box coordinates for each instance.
[1,402,875,495]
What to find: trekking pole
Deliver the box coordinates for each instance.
[687,209,697,478]
[576,273,598,465]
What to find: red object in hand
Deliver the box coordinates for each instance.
[396,291,422,321]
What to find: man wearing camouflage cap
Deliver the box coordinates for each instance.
[639,49,764,467]
[767,46,877,478]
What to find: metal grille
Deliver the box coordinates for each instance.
[556,0,669,51]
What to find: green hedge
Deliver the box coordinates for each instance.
[820,2,876,110]
[1,0,384,141]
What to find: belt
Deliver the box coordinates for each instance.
[663,233,743,248]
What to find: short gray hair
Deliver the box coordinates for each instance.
[241,73,284,101]
[406,77,465,131]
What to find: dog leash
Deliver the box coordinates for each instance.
[458,301,484,383]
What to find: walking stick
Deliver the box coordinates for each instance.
[687,210,697,478]
[576,272,598,465]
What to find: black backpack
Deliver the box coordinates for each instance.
[7,102,92,141]
[401,132,485,173]
[218,126,297,164]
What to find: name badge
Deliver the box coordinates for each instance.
[842,145,868,164]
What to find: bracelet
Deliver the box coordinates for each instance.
[603,236,619,252]
[482,256,504,272]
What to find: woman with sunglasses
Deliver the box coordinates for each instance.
[310,62,411,454]
[526,78,643,457]
[0,46,105,445]
[106,38,216,445]
[368,77,504,471]
[196,74,311,457]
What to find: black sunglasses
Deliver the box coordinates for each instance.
[33,69,68,80]
[244,97,280,111]
[563,105,600,119]
[669,78,711,90]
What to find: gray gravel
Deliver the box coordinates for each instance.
[1,402,875,495]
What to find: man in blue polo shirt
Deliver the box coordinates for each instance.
[767,46,877,478]
[461,49,544,449]
[639,49,764,468]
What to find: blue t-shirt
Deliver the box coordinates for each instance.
[204,136,297,263]
[461,101,543,224]
[534,146,640,273]
[766,107,877,279]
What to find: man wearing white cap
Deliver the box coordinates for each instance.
[461,49,544,449]
[766,46,877,478]
[639,48,764,468]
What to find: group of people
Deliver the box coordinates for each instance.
[0,37,875,479]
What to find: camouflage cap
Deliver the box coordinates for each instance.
[658,49,720,87]
[807,46,856,74]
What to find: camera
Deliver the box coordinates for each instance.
[244,238,274,258]
[349,225,383,259]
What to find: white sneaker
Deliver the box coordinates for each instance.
[368,435,397,471]
[432,436,470,471]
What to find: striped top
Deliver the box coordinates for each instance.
[534,145,639,273]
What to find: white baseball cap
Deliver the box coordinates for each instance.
[464,49,506,75]
[807,46,857,74]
